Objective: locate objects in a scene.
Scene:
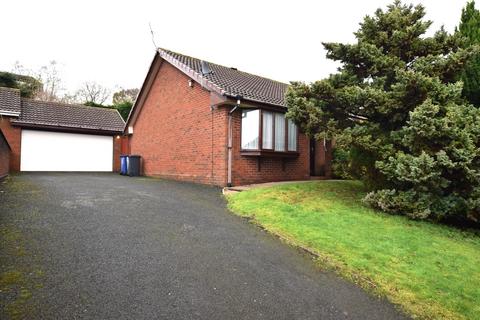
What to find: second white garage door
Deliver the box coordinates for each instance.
[20,130,113,172]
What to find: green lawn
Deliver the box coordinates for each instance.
[226,181,480,320]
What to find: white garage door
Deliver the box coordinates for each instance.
[21,130,113,172]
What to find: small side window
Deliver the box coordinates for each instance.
[241,109,260,149]
[274,113,285,151]
[287,119,297,151]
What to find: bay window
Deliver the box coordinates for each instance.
[241,108,298,155]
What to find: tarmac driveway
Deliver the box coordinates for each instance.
[0,173,407,319]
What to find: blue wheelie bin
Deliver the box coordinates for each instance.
[120,155,128,175]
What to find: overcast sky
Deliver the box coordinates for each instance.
[0,0,469,101]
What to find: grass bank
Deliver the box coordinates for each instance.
[226,180,480,320]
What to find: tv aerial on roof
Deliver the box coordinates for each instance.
[148,22,158,49]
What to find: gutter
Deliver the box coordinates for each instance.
[0,111,20,117]
[227,97,241,187]
[222,92,286,110]
[11,122,123,136]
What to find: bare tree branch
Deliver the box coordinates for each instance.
[76,82,110,104]
[12,60,65,102]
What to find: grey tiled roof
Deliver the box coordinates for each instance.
[159,49,289,107]
[0,87,21,115]
[13,99,125,133]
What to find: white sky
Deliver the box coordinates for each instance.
[0,0,469,101]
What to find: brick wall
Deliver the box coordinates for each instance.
[230,110,310,186]
[0,116,21,172]
[0,130,10,179]
[113,135,123,172]
[129,61,228,185]
[120,135,130,155]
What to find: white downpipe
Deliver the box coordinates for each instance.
[227,101,240,187]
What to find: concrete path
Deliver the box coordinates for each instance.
[0,173,407,319]
[223,179,323,194]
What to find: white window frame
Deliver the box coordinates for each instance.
[241,109,260,150]
[240,108,298,153]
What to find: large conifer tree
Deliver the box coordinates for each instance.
[286,1,480,223]
[458,0,480,106]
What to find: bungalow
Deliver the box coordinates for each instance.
[125,48,332,186]
[0,87,125,173]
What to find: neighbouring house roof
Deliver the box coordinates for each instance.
[158,48,289,108]
[0,87,21,116]
[11,99,125,134]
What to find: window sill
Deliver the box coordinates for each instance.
[240,150,299,158]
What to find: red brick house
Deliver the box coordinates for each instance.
[0,87,125,173]
[126,49,332,186]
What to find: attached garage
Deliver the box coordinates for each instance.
[20,130,114,172]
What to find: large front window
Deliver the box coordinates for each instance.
[262,111,273,149]
[275,113,285,151]
[241,109,298,153]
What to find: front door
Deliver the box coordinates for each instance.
[310,139,316,176]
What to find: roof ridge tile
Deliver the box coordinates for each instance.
[21,98,119,112]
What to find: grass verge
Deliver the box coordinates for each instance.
[226,180,480,320]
